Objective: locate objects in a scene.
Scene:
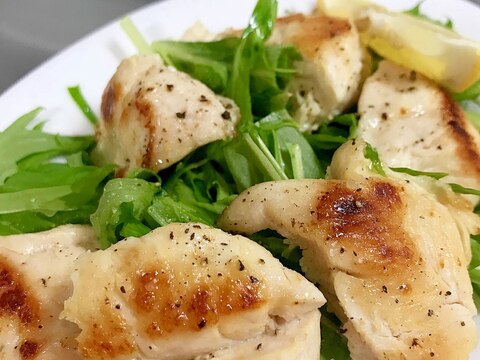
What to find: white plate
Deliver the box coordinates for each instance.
[0,0,479,358]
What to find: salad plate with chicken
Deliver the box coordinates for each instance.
[1,0,480,359]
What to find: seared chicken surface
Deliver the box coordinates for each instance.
[357,60,480,203]
[268,14,366,131]
[329,139,480,261]
[62,223,325,360]
[0,225,97,360]
[218,144,479,359]
[94,54,239,176]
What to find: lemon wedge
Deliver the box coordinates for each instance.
[317,0,480,92]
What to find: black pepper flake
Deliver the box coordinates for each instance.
[430,352,435,357]
[340,247,345,254]
[199,95,208,102]
[428,309,434,317]
[249,276,258,283]
[259,258,265,264]
[176,111,186,119]
[409,71,417,81]
[185,228,190,234]
[166,84,174,91]
[411,338,420,347]
[445,291,452,296]
[338,328,347,334]
[381,112,388,120]
[220,242,228,246]
[41,278,47,287]
[382,285,388,293]
[120,286,126,294]
[190,233,195,240]
[256,343,262,350]
[353,251,358,257]
[238,260,245,271]
[221,110,231,120]
[169,232,174,240]
[198,319,207,329]
[193,225,201,229]
[461,321,465,326]
[115,304,121,309]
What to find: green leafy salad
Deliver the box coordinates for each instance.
[1,0,480,359]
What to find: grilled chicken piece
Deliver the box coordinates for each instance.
[328,139,480,261]
[357,60,480,203]
[0,225,97,360]
[268,14,367,131]
[218,150,479,359]
[93,54,239,176]
[62,223,325,360]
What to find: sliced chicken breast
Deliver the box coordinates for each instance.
[328,139,480,261]
[93,54,240,176]
[62,223,325,360]
[357,60,480,203]
[218,153,478,359]
[197,310,320,360]
[268,14,367,131]
[0,225,98,360]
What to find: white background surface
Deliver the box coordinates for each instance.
[0,0,479,357]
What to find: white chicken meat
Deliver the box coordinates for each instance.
[357,60,480,204]
[94,54,240,176]
[62,223,325,360]
[328,139,479,260]
[0,225,98,360]
[268,14,367,131]
[218,141,479,359]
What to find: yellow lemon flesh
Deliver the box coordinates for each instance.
[317,0,480,92]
